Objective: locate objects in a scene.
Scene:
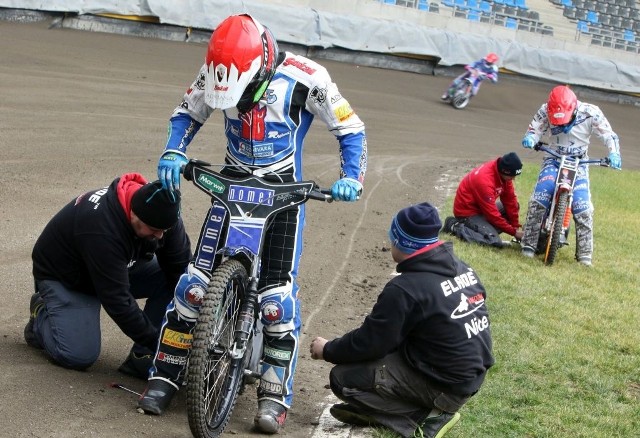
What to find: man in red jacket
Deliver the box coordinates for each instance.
[443,152,523,247]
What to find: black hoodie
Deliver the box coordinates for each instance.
[32,175,191,350]
[323,241,494,396]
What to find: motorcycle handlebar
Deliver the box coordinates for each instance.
[533,142,610,167]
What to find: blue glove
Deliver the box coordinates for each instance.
[158,152,188,192]
[608,152,621,170]
[331,178,362,202]
[522,134,536,149]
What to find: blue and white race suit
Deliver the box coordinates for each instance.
[150,52,368,408]
[447,59,498,97]
[520,101,620,262]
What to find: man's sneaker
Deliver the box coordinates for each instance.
[441,93,451,101]
[118,350,153,380]
[577,256,592,267]
[137,378,178,415]
[254,399,287,434]
[414,411,461,438]
[441,216,458,234]
[24,293,45,349]
[329,403,381,427]
[521,247,535,258]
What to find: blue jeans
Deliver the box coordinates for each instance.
[32,257,172,369]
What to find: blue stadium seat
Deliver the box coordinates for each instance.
[418,0,429,10]
[515,0,529,9]
[577,20,589,33]
[480,0,492,14]
[586,10,599,24]
[442,0,456,7]
[468,10,481,20]
[505,17,518,28]
[561,0,573,7]
[383,0,397,4]
[623,29,635,41]
[467,0,481,10]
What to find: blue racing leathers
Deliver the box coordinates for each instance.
[520,100,620,263]
[150,52,368,408]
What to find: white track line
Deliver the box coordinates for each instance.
[300,177,382,344]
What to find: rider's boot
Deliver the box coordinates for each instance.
[521,201,547,258]
[574,209,593,266]
[138,378,179,415]
[254,399,288,434]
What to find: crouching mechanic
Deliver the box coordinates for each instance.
[26,174,191,375]
[520,85,622,266]
[310,203,494,438]
[137,13,368,434]
[443,152,523,247]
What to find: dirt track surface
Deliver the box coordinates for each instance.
[1,20,638,438]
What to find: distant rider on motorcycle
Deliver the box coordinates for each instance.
[441,53,499,102]
[520,85,622,266]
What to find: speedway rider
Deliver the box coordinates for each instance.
[137,14,368,434]
[520,85,622,266]
[441,53,499,101]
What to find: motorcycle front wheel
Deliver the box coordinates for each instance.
[544,192,569,266]
[187,259,248,438]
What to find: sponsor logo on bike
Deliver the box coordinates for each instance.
[228,185,274,206]
[162,328,193,349]
[198,173,225,194]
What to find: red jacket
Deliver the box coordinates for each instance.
[453,158,521,236]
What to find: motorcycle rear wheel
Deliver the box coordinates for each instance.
[544,192,569,266]
[187,259,248,438]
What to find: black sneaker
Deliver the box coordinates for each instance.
[414,411,461,438]
[329,403,381,427]
[137,378,178,415]
[254,399,288,434]
[24,293,45,349]
[442,216,458,234]
[118,350,153,380]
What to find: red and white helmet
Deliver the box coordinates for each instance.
[204,14,279,113]
[547,85,577,126]
[484,52,499,64]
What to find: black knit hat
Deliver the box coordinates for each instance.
[388,202,442,254]
[131,181,181,230]
[498,152,523,176]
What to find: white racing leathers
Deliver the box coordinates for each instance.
[520,101,620,263]
[149,52,368,408]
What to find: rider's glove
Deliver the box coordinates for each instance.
[608,152,622,170]
[158,152,188,193]
[522,134,536,149]
[331,178,362,202]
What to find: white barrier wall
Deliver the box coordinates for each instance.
[1,0,639,93]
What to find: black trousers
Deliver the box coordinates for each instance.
[329,351,471,438]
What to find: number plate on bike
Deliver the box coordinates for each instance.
[228,185,274,206]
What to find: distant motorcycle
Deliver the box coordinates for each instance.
[442,69,487,110]
[532,143,610,266]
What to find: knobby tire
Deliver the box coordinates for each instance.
[452,81,472,109]
[544,192,569,266]
[187,259,248,438]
